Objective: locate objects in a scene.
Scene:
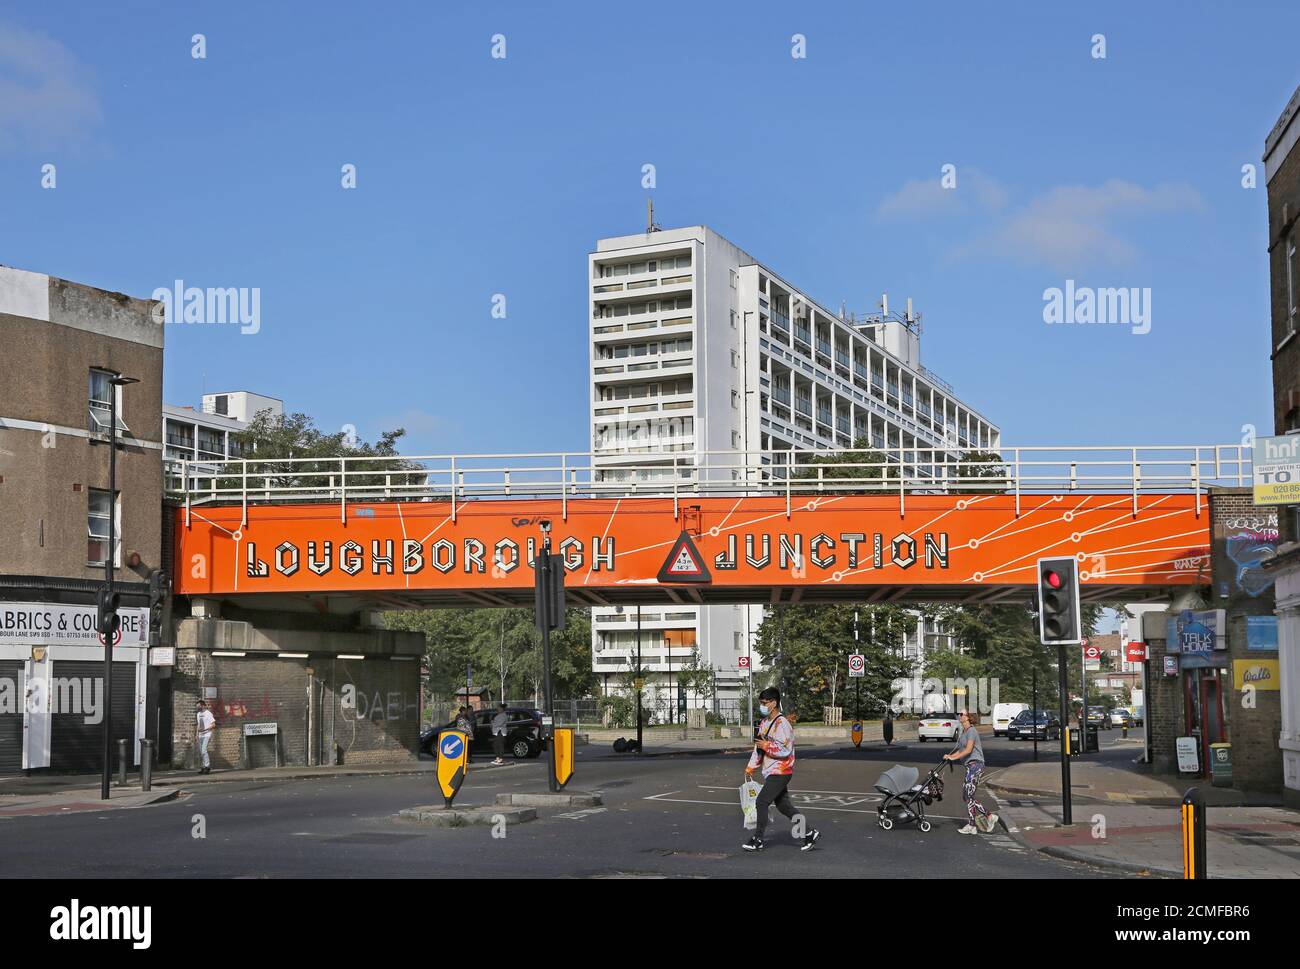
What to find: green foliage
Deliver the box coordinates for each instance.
[753,603,915,721]
[599,692,637,729]
[219,409,422,493]
[952,450,1009,491]
[934,603,1056,704]
[790,438,890,493]
[676,647,717,706]
[383,607,596,702]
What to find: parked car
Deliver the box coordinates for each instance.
[419,707,544,759]
[1109,708,1132,727]
[1006,709,1061,741]
[1129,707,1145,726]
[1086,707,1111,730]
[916,713,962,743]
[992,702,1030,737]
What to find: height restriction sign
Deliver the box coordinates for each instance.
[848,653,865,677]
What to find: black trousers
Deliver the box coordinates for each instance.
[754,774,798,837]
[493,734,506,757]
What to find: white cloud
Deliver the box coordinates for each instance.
[878,169,1206,270]
[875,168,1008,220]
[0,20,102,152]
[964,179,1206,271]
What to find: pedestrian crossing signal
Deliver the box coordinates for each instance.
[657,530,711,584]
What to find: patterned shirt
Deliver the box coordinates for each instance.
[746,714,795,777]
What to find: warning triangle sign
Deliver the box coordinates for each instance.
[657,530,712,584]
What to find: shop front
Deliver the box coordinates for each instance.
[1166,609,1230,777]
[0,600,152,774]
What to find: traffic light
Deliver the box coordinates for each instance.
[96,588,121,641]
[533,550,565,633]
[147,570,168,647]
[1037,556,1081,645]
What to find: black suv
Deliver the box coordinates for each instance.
[420,707,544,760]
[1006,709,1062,741]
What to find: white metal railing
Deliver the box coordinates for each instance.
[165,445,1252,525]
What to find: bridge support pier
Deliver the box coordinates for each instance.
[170,610,425,774]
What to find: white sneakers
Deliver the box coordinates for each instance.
[960,814,1000,835]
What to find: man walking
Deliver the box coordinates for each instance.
[196,700,216,774]
[490,702,510,766]
[742,687,820,852]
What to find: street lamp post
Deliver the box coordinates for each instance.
[635,605,643,754]
[101,374,137,800]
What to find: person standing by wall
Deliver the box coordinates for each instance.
[196,700,216,775]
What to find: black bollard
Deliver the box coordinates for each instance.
[140,739,153,791]
[117,738,129,787]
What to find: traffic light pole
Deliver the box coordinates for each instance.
[635,605,643,755]
[1032,667,1039,763]
[101,384,118,801]
[540,539,557,793]
[1057,643,1072,825]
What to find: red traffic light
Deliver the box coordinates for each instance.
[1043,570,1062,589]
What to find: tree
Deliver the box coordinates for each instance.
[221,409,422,495]
[936,603,1055,707]
[951,449,1009,492]
[677,647,718,712]
[383,607,596,706]
[752,602,915,721]
[790,437,890,494]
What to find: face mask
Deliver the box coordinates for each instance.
[760,704,771,717]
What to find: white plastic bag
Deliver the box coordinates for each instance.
[739,780,761,829]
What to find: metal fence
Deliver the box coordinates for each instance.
[169,444,1252,522]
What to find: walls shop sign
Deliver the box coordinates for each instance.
[0,602,148,647]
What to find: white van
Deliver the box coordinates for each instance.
[992,703,1029,737]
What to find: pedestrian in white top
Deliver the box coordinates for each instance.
[196,700,216,774]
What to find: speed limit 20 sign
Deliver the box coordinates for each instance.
[848,654,865,678]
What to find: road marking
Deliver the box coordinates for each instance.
[556,807,608,821]
[646,794,877,814]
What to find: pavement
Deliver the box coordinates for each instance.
[991,795,1300,878]
[983,742,1300,878]
[986,754,1283,806]
[0,785,178,818]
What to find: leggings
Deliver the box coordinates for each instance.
[963,761,989,823]
[754,774,798,837]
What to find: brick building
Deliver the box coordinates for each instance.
[1143,490,1279,793]
[1263,82,1300,808]
[0,266,164,775]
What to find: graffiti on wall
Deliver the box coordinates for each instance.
[1217,511,1279,597]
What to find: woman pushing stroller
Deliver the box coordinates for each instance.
[942,710,999,835]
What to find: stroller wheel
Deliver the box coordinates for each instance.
[918,820,932,833]
[879,817,894,830]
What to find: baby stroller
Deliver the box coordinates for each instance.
[874,760,950,833]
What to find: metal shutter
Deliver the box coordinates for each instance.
[48,660,137,773]
[0,661,23,774]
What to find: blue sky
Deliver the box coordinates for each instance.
[1,1,1296,454]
